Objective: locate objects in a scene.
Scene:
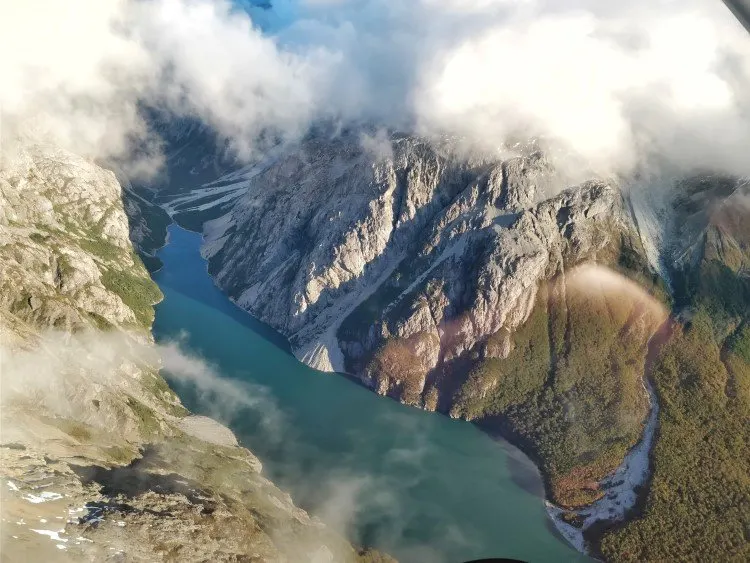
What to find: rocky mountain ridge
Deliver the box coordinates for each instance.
[202,134,569,368]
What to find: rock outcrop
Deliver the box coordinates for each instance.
[0,145,158,332]
[203,134,560,369]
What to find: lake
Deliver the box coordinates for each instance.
[153,224,585,563]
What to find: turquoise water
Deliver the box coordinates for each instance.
[152,224,585,563]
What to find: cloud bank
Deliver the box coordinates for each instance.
[2,0,750,178]
[158,337,285,439]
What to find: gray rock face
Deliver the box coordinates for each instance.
[346,179,625,404]
[0,145,149,332]
[203,132,631,393]
[204,133,490,370]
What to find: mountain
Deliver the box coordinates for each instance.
[185,129,749,560]
[200,131,664,504]
[0,144,390,562]
[599,176,750,561]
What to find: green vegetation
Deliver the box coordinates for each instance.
[56,254,77,278]
[29,232,47,244]
[139,252,163,273]
[126,396,163,438]
[76,208,166,283]
[79,236,124,262]
[598,210,750,561]
[101,265,162,328]
[87,311,113,331]
[126,187,171,255]
[142,370,189,418]
[365,332,439,405]
[600,308,750,561]
[57,419,94,442]
[344,225,668,508]
[9,293,32,315]
[173,202,231,233]
[446,231,669,506]
[104,445,137,464]
[727,320,750,361]
[444,209,749,558]
[453,272,663,506]
[691,260,748,338]
[452,286,550,421]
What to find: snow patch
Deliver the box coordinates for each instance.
[23,491,63,504]
[30,528,68,543]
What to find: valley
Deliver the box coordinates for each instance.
[152,223,584,562]
[4,0,749,561]
[2,129,748,563]
[141,128,749,561]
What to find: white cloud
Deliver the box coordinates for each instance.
[0,0,152,171]
[0,329,282,438]
[158,337,285,438]
[0,0,330,174]
[2,0,750,179]
[280,0,750,176]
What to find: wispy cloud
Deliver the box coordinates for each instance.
[157,336,285,441]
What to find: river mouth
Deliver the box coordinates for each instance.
[152,224,586,563]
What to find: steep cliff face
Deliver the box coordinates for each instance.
[203,133,567,369]
[341,180,631,401]
[203,132,492,371]
[201,131,667,511]
[121,181,171,272]
[0,145,385,562]
[140,125,750,560]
